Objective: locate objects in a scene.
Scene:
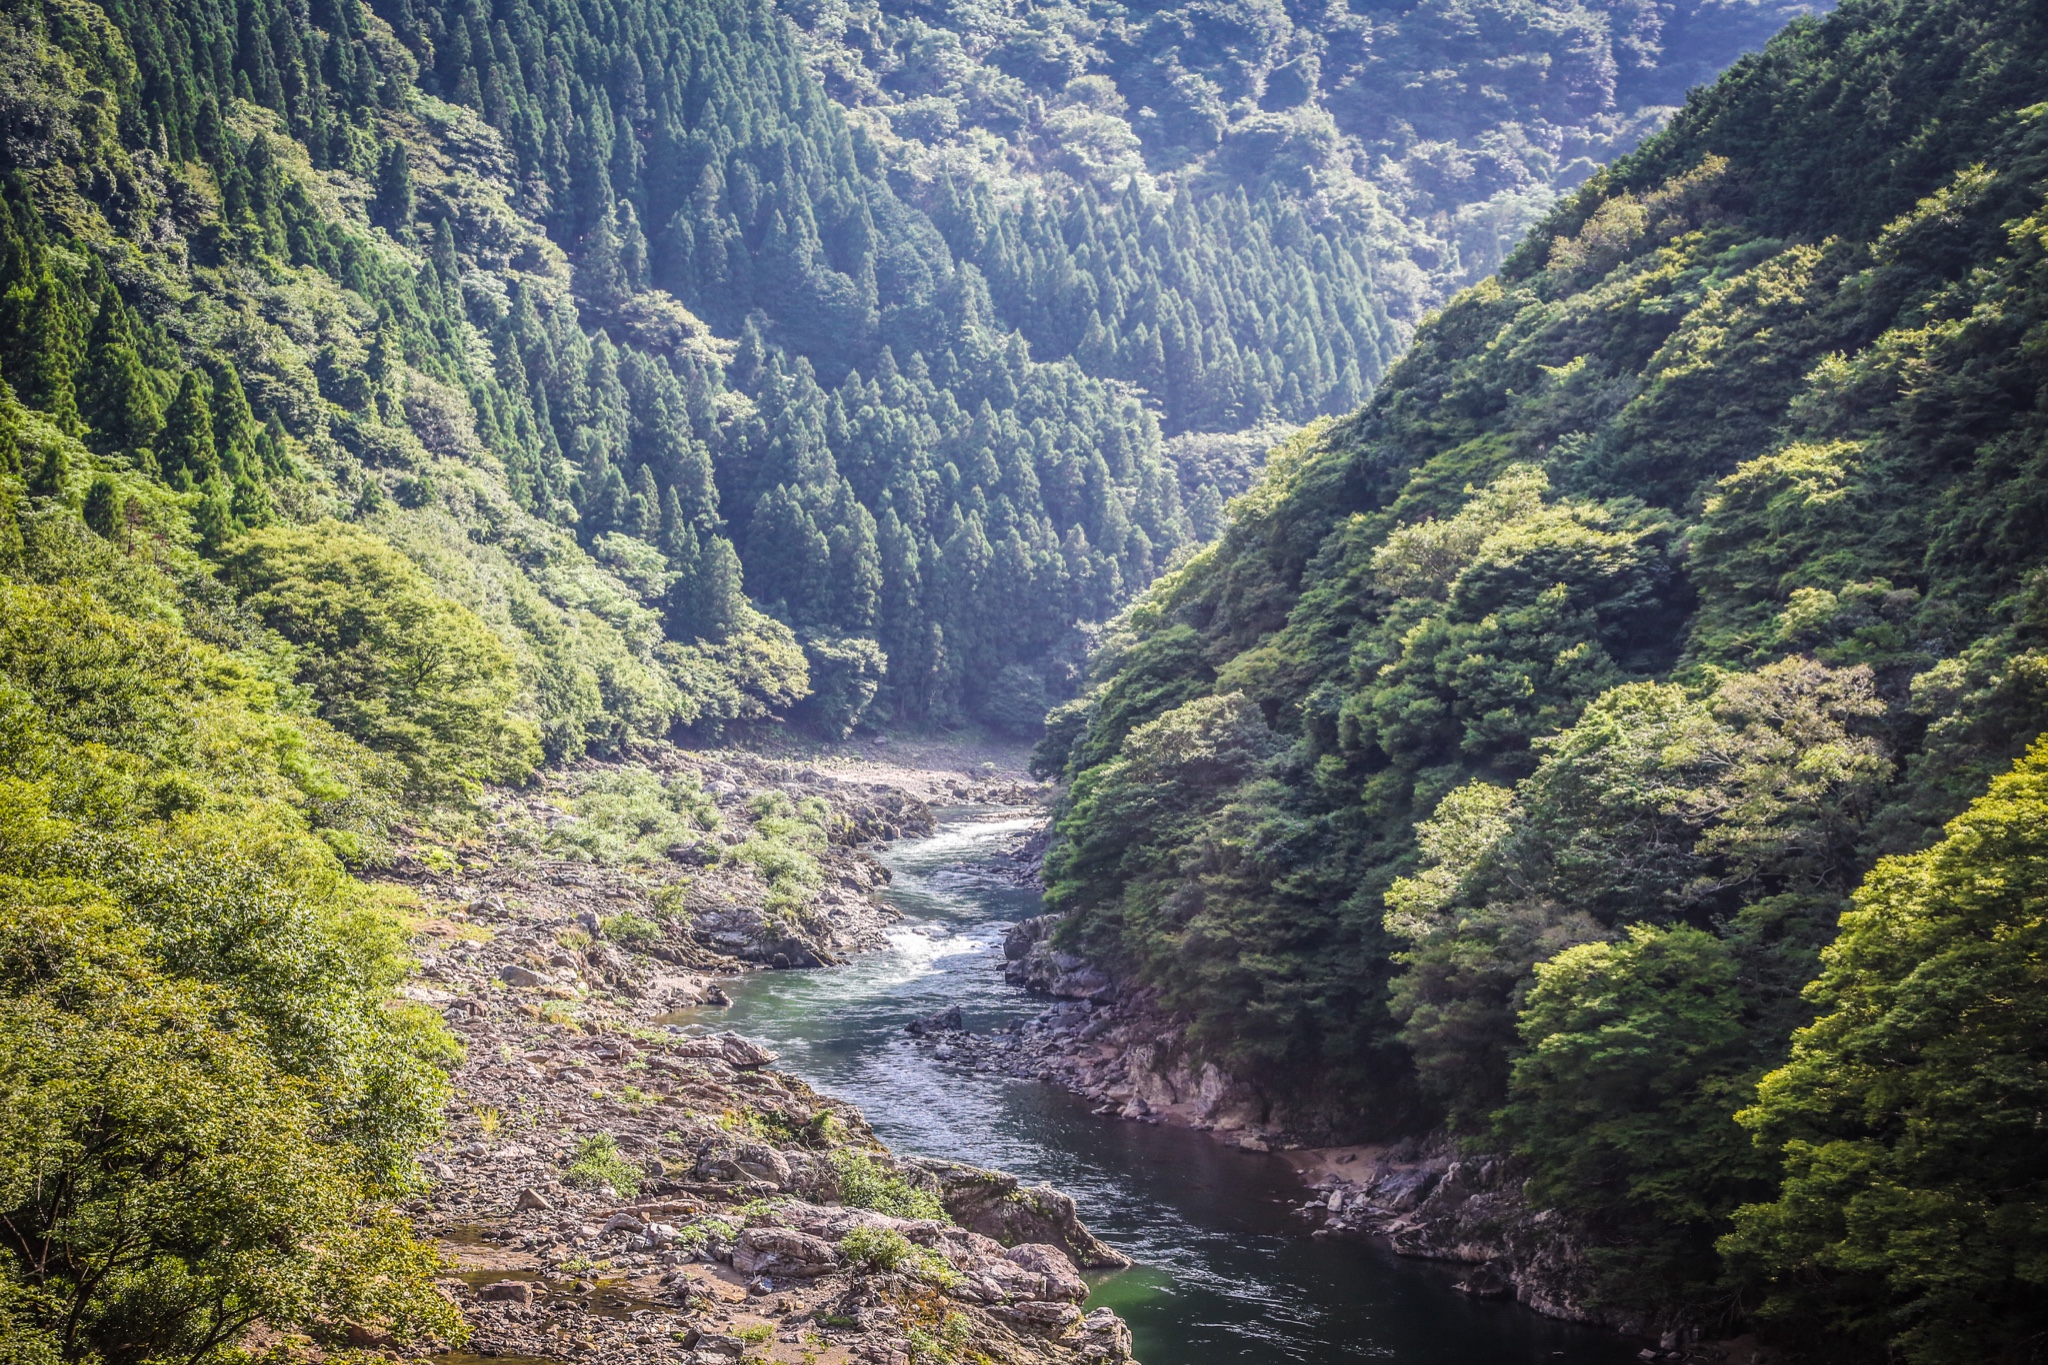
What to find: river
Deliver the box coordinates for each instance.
[704,812,1639,1365]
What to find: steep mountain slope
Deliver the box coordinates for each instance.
[794,0,1834,406]
[1036,0,2048,1346]
[0,0,1826,742]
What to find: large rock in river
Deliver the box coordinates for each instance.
[907,1157,1130,1269]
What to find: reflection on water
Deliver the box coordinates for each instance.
[688,813,1635,1365]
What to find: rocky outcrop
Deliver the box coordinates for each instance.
[730,1226,841,1278]
[924,989,1335,1150]
[1003,914,1116,1001]
[1293,1136,1644,1334]
[907,1158,1132,1269]
[413,749,942,985]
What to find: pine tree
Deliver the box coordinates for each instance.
[575,202,627,311]
[159,372,217,491]
[827,490,881,629]
[374,142,413,229]
[27,437,68,503]
[4,270,83,431]
[658,484,691,559]
[631,463,659,541]
[82,473,127,541]
[79,284,163,466]
[210,361,259,474]
[669,531,746,642]
[193,470,236,551]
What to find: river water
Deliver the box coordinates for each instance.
[705,813,1637,1365]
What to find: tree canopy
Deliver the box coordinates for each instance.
[1042,0,2048,1344]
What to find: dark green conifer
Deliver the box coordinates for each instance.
[158,372,217,491]
[374,143,413,229]
[82,474,127,541]
[4,270,83,431]
[80,284,163,467]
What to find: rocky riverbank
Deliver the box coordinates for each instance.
[385,748,1137,1365]
[911,910,1757,1359]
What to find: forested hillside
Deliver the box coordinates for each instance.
[1037,0,2048,1354]
[0,0,1826,740]
[796,0,1829,426]
[0,0,1842,1356]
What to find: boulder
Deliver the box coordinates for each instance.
[1456,1263,1514,1299]
[1370,1165,1442,1212]
[909,1159,1129,1269]
[1081,1307,1135,1360]
[515,1186,555,1211]
[991,1300,1084,1333]
[695,1139,792,1189]
[730,1226,839,1278]
[905,1004,965,1036]
[1003,1244,1089,1302]
[1003,923,1117,1001]
[1003,914,1061,963]
[477,1280,534,1305]
[717,1032,778,1068]
[500,964,545,987]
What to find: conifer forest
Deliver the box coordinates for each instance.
[3,0,2047,1360]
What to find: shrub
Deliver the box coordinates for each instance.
[603,910,661,946]
[837,1225,915,1271]
[550,766,722,864]
[565,1133,641,1197]
[830,1150,946,1221]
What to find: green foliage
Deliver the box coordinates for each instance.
[0,0,1827,769]
[1720,739,2048,1364]
[602,911,661,947]
[0,902,462,1364]
[797,633,888,739]
[0,537,461,1360]
[1386,658,1892,1127]
[730,792,832,921]
[796,0,1817,429]
[1500,925,1771,1313]
[546,766,720,865]
[565,1134,643,1199]
[829,1150,947,1222]
[837,1225,916,1272]
[1045,0,2048,1337]
[221,523,540,795]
